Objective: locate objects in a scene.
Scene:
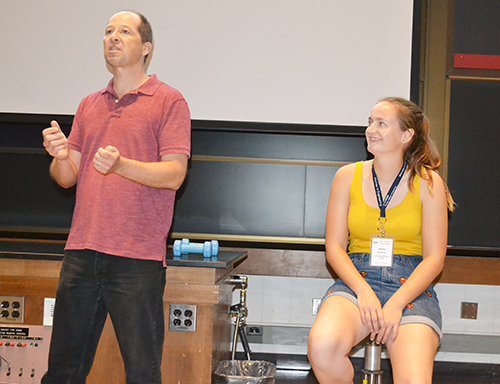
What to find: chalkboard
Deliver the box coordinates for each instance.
[170,129,367,239]
[0,116,368,242]
[447,80,500,248]
[454,0,500,55]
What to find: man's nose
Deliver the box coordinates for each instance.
[107,30,120,41]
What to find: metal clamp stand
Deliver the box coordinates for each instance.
[228,275,251,360]
[362,340,383,384]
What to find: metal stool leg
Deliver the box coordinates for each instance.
[362,340,383,384]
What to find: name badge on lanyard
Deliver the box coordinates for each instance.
[369,161,407,268]
[370,234,395,267]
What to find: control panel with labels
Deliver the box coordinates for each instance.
[0,325,52,383]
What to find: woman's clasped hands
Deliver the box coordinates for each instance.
[357,288,403,345]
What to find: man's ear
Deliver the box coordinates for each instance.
[142,41,152,58]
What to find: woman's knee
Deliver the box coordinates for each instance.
[308,297,366,361]
[308,325,352,365]
[308,328,357,383]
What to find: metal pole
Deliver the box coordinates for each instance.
[362,340,383,384]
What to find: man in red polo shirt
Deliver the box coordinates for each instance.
[41,11,190,383]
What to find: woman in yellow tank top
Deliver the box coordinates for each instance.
[308,97,454,384]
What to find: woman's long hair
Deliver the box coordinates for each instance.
[381,97,455,211]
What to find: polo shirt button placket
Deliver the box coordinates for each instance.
[113,98,122,118]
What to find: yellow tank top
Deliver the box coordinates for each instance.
[347,161,422,255]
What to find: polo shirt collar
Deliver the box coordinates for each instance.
[101,74,160,98]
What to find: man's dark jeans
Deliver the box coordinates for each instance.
[41,250,166,384]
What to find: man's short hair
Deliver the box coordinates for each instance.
[136,12,153,45]
[130,11,153,63]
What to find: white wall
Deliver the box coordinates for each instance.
[1,0,414,126]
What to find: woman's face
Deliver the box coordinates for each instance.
[365,101,412,156]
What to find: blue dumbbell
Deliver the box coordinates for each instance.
[173,238,219,258]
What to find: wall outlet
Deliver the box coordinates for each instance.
[0,296,25,324]
[312,298,322,316]
[169,304,197,332]
[245,325,263,343]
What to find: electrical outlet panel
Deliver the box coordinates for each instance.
[245,325,263,343]
[169,304,197,332]
[0,296,25,324]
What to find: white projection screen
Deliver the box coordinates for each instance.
[0,0,414,126]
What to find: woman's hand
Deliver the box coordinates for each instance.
[357,287,384,338]
[376,300,404,344]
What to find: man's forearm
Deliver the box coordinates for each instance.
[50,158,78,189]
[113,157,187,190]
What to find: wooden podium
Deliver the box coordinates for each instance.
[87,250,247,384]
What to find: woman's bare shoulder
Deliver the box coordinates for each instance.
[420,169,447,204]
[330,162,362,195]
[334,161,365,182]
[336,162,358,177]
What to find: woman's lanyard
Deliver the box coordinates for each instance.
[372,160,407,235]
[369,160,407,267]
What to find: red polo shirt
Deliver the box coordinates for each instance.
[66,74,191,263]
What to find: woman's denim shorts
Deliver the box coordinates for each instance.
[321,252,442,340]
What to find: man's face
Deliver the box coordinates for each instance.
[103,12,150,69]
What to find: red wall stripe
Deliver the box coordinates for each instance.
[454,53,500,70]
